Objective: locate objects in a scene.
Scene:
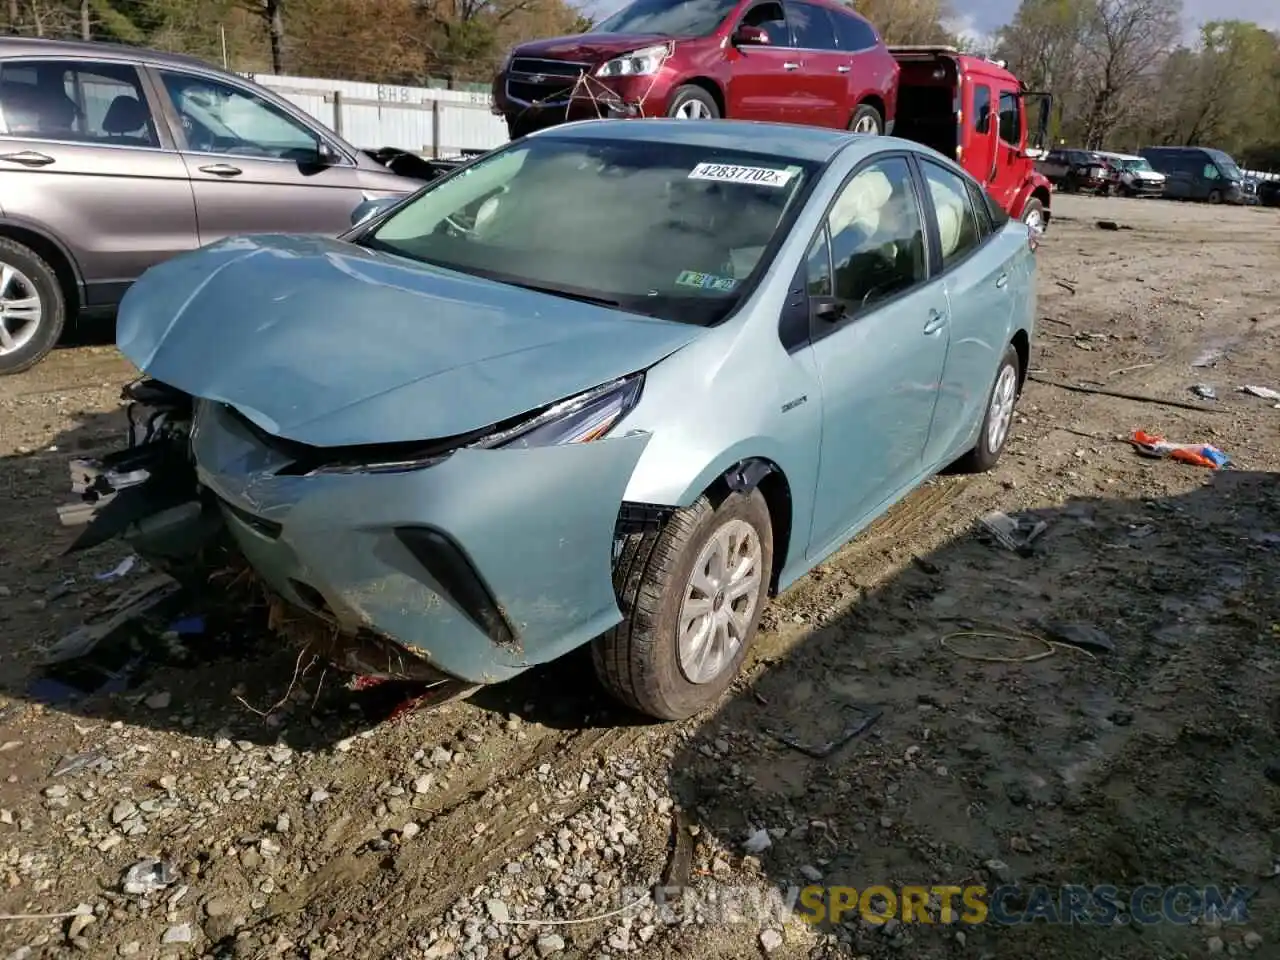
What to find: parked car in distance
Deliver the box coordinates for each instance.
[1139,146,1248,204]
[0,38,429,376]
[492,0,899,140]
[61,119,1037,721]
[1036,148,1117,194]
[1095,151,1165,197]
[889,46,1052,235]
[1258,176,1280,208]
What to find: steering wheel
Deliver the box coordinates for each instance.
[179,112,214,151]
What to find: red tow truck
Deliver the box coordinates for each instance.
[890,46,1053,235]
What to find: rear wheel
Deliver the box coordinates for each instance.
[849,103,883,135]
[593,489,773,721]
[666,85,719,120]
[0,237,65,376]
[957,343,1021,474]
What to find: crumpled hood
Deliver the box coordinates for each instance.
[513,33,675,63]
[116,235,702,448]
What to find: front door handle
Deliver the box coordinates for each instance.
[199,163,243,177]
[0,150,55,167]
[837,65,851,73]
[995,273,1009,289]
[923,309,947,335]
[783,61,801,70]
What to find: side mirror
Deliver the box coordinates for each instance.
[733,24,771,46]
[812,297,846,324]
[350,196,401,227]
[316,141,339,165]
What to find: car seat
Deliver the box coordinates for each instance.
[102,94,154,146]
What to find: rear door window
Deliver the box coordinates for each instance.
[973,84,991,134]
[0,59,158,147]
[997,91,1020,146]
[921,159,982,267]
[832,11,878,50]
[787,2,838,49]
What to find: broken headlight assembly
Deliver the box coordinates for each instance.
[304,373,645,475]
[595,45,670,78]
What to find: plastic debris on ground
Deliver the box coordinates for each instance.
[1130,430,1231,469]
[979,510,1049,556]
[1190,384,1218,401]
[121,858,178,895]
[94,555,137,581]
[1239,384,1280,407]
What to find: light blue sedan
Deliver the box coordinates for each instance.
[67,119,1036,721]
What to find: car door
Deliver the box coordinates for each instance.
[802,153,949,557]
[989,86,1023,211]
[150,67,367,243]
[0,57,197,307]
[916,158,1013,466]
[726,0,803,123]
[784,0,845,128]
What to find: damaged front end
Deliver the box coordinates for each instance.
[57,375,654,691]
[56,379,457,688]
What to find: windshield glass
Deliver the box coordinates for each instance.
[1206,149,1243,179]
[1115,157,1153,172]
[593,0,741,37]
[364,136,817,326]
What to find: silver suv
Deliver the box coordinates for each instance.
[0,38,424,374]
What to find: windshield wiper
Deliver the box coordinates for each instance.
[505,279,623,309]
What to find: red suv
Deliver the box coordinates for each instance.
[492,0,899,140]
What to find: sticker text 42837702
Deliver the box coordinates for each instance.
[687,162,796,188]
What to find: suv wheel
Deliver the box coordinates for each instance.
[0,238,65,376]
[593,489,773,721]
[667,86,719,120]
[1207,188,1223,204]
[849,104,883,135]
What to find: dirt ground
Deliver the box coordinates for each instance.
[0,193,1277,960]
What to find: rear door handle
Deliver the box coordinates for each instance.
[199,163,243,177]
[0,150,54,167]
[837,65,851,73]
[995,273,1008,289]
[923,309,947,335]
[783,61,801,70]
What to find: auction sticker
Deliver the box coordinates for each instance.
[676,270,737,291]
[688,162,795,187]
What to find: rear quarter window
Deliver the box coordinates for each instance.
[833,11,878,50]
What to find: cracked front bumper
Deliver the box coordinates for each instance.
[192,402,650,685]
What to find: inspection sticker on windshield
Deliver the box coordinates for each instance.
[688,162,796,188]
[676,270,737,291]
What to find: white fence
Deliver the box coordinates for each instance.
[245,73,510,156]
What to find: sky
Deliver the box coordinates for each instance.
[948,0,1278,48]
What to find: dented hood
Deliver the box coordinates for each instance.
[514,32,674,63]
[115,235,701,448]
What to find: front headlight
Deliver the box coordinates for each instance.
[473,373,644,450]
[595,44,669,79]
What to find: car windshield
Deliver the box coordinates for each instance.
[1206,149,1243,179]
[363,136,817,326]
[1116,157,1152,172]
[592,0,741,37]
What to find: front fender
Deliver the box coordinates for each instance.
[1014,173,1053,218]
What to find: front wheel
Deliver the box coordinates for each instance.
[1207,188,1223,204]
[666,85,720,120]
[849,104,883,135]
[593,489,773,721]
[957,343,1021,474]
[1021,198,1047,241]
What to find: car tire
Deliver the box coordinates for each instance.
[666,85,720,120]
[1021,197,1046,238]
[593,488,773,721]
[848,103,883,135]
[0,237,66,376]
[957,343,1021,474]
[1207,188,1223,204]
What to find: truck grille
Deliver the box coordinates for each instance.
[506,57,589,105]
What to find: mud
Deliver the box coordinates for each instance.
[0,194,1277,960]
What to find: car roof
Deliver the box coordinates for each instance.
[529,118,865,164]
[0,36,221,72]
